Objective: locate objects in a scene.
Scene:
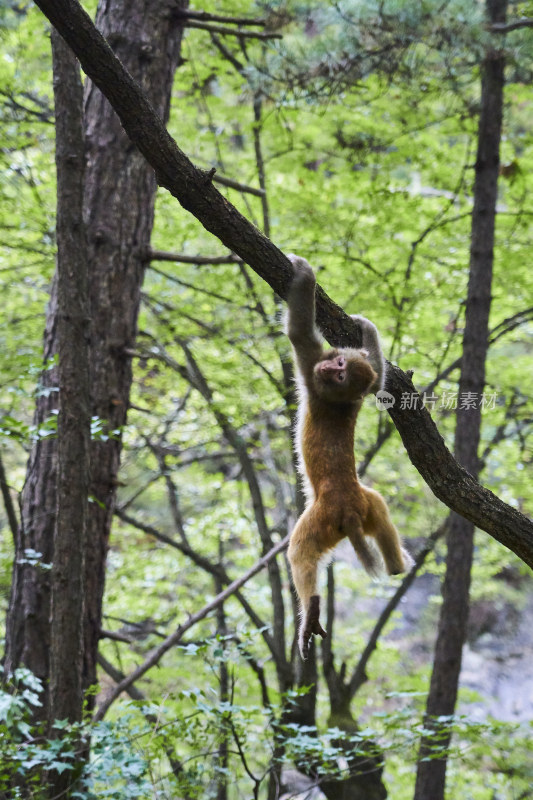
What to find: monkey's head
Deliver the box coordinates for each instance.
[313,348,377,404]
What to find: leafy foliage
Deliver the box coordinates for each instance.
[1,665,532,798]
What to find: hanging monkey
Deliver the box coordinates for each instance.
[286,255,413,659]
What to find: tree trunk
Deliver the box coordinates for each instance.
[47,27,90,798]
[3,0,188,717]
[414,2,507,798]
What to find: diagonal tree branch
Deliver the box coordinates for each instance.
[93,532,290,721]
[33,0,533,568]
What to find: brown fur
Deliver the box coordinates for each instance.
[286,255,413,658]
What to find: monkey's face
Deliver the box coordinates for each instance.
[313,348,376,403]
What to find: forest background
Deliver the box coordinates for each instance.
[0,0,532,798]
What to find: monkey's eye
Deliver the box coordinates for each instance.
[337,356,346,368]
[337,371,346,383]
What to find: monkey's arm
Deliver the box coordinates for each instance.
[287,255,323,377]
[351,314,385,394]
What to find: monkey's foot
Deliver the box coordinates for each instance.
[299,595,327,660]
[387,547,415,576]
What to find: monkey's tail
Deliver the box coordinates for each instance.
[400,546,415,572]
[353,535,385,578]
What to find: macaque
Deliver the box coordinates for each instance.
[286,255,413,659]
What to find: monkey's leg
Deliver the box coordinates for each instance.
[288,511,328,660]
[362,487,413,575]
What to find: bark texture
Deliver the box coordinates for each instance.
[3,0,188,716]
[30,0,533,568]
[414,2,507,798]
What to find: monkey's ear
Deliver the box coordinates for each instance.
[360,348,370,358]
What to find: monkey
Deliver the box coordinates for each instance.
[286,255,413,659]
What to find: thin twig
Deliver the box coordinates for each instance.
[181,19,282,40]
[177,9,267,26]
[491,18,533,32]
[99,629,136,644]
[211,33,245,72]
[213,172,266,197]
